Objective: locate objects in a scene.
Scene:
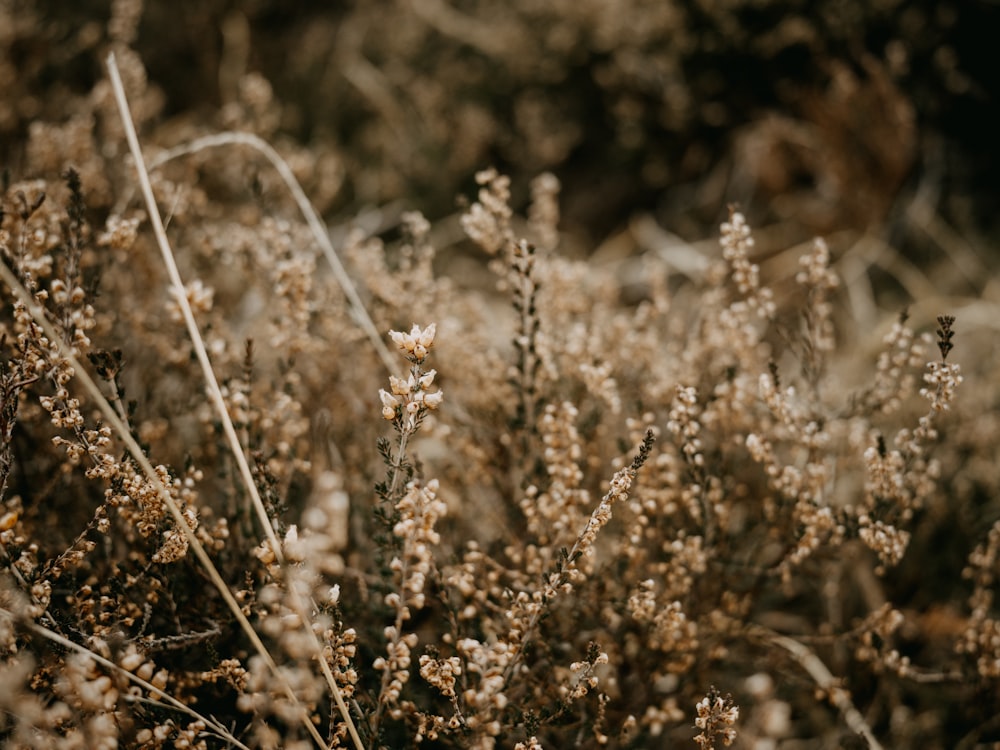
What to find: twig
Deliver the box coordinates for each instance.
[0,52,376,750]
[0,246,332,748]
[769,632,885,750]
[105,56,284,569]
[106,51,367,750]
[4,610,251,750]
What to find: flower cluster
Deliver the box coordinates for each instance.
[391,479,447,613]
[389,322,438,364]
[379,324,443,431]
[419,652,463,699]
[379,368,443,423]
[460,168,514,257]
[572,432,654,559]
[719,209,775,318]
[694,687,739,749]
[668,385,704,468]
[373,627,420,710]
[921,360,963,413]
[858,515,912,572]
[867,312,929,414]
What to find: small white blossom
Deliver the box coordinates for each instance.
[389,323,437,362]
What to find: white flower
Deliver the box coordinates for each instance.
[379,389,400,420]
[389,374,412,395]
[416,322,436,348]
[388,323,437,361]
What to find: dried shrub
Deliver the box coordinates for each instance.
[0,4,998,750]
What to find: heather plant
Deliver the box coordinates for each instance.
[1,7,999,750]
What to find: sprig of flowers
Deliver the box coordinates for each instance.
[388,322,437,364]
[379,324,443,430]
[694,686,739,749]
[372,324,446,736]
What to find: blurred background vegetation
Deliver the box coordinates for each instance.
[2,0,997,267]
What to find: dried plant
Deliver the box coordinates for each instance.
[0,6,998,750]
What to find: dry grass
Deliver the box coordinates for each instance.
[1,3,999,749]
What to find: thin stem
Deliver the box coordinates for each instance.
[768,632,884,750]
[0,253,333,749]
[2,55,371,750]
[5,611,252,750]
[106,53,283,568]
[146,131,396,375]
